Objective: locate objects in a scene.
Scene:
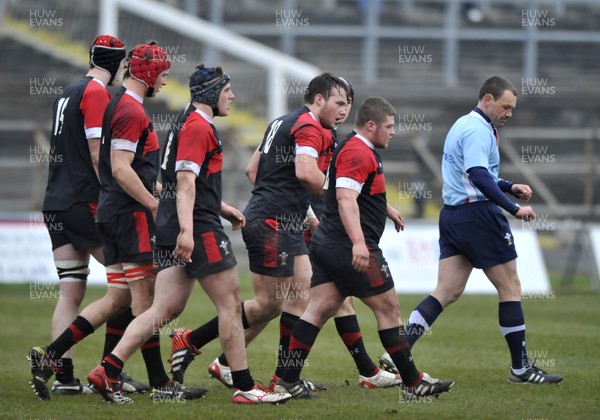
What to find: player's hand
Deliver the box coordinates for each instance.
[221,203,246,231]
[386,205,405,232]
[174,229,194,261]
[154,181,163,198]
[306,216,319,233]
[150,199,159,221]
[515,206,536,222]
[511,184,532,202]
[351,243,370,273]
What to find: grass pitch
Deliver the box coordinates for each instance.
[2,279,599,419]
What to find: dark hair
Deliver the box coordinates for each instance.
[478,76,518,100]
[355,97,396,127]
[303,72,350,104]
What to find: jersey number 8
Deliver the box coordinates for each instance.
[261,119,283,154]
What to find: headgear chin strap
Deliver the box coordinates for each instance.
[89,35,126,85]
[339,76,354,104]
[127,42,171,97]
[189,65,231,116]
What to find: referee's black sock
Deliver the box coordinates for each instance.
[499,301,528,371]
[406,295,443,347]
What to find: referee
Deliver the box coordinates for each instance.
[398,76,563,385]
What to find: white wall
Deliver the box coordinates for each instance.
[0,221,550,294]
[379,222,550,294]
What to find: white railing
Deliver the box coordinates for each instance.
[99,0,320,122]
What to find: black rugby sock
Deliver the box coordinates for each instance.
[141,334,170,388]
[274,312,300,378]
[280,319,320,383]
[47,316,94,362]
[335,315,377,377]
[103,307,135,358]
[55,357,74,384]
[379,326,420,386]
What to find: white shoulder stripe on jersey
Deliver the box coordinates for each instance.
[85,127,102,139]
[175,160,201,176]
[111,139,137,153]
[295,145,318,159]
[336,177,363,193]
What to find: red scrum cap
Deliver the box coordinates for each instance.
[89,35,126,85]
[126,42,171,96]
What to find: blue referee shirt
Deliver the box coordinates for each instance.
[441,109,500,205]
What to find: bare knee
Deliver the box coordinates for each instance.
[335,297,356,317]
[433,285,463,307]
[381,298,400,321]
[321,302,341,320]
[58,282,87,307]
[496,275,521,301]
[249,296,283,324]
[108,289,132,314]
[129,277,156,316]
[131,295,153,316]
[302,297,339,328]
